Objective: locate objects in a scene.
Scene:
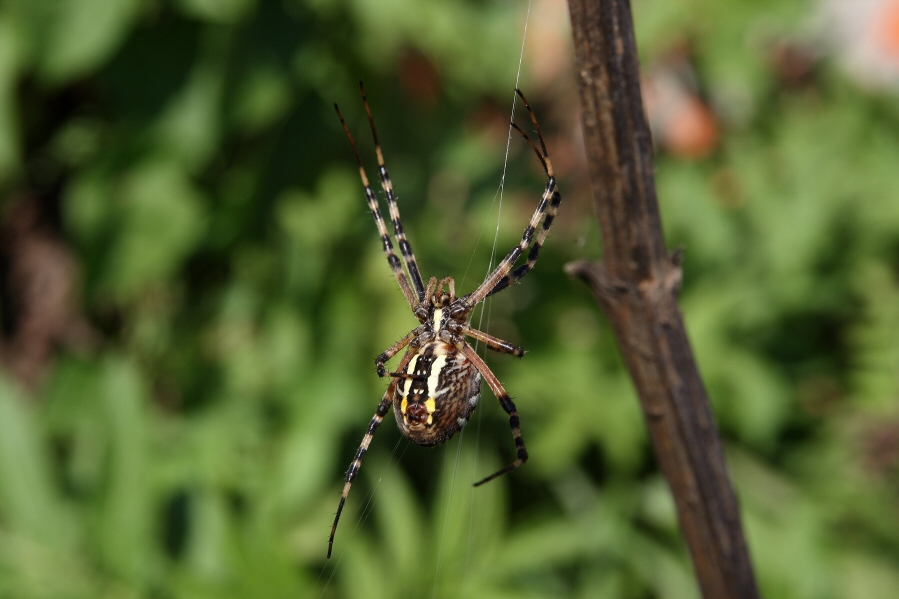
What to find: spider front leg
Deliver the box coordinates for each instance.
[360,81,427,303]
[459,343,528,486]
[454,89,561,312]
[329,353,413,558]
[486,187,561,296]
[335,103,420,311]
[486,92,562,296]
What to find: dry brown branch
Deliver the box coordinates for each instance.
[565,2,760,597]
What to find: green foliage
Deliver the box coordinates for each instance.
[1,0,899,598]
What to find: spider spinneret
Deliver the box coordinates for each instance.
[329,82,561,558]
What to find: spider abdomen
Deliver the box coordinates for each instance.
[393,341,481,446]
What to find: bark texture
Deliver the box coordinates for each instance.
[565,2,760,598]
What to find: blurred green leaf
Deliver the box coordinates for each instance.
[0,377,73,548]
[105,161,207,300]
[39,0,142,82]
[231,63,293,134]
[0,12,21,184]
[98,357,151,580]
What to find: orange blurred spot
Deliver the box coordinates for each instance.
[665,97,719,160]
[877,0,899,58]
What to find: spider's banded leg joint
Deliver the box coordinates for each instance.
[485,182,560,298]
[473,407,529,487]
[448,300,472,320]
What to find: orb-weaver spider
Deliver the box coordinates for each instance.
[329,82,560,558]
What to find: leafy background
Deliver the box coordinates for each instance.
[1,0,899,597]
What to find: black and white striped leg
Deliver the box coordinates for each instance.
[460,344,528,486]
[486,92,560,295]
[327,393,390,558]
[360,81,427,303]
[461,175,557,309]
[462,325,525,357]
[329,352,413,558]
[335,103,419,310]
[457,89,558,312]
[487,187,561,296]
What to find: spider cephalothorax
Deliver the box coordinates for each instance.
[329,82,561,558]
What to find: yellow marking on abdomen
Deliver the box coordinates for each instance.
[425,397,436,425]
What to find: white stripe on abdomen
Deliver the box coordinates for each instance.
[426,355,447,400]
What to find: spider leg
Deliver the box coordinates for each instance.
[486,189,561,296]
[360,81,427,303]
[375,325,426,377]
[487,94,562,295]
[463,176,557,309]
[335,103,420,310]
[329,352,413,559]
[457,89,560,311]
[459,343,528,486]
[462,325,525,357]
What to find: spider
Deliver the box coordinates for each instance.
[329,82,561,558]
